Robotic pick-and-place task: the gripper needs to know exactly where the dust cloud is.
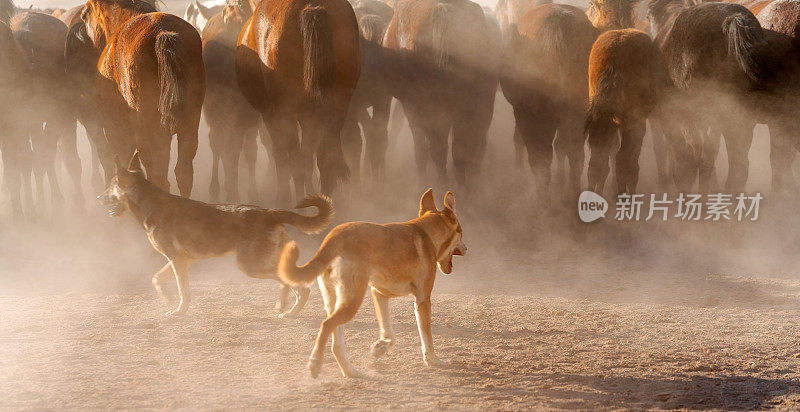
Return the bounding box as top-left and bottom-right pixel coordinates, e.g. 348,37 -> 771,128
2,0 -> 800,410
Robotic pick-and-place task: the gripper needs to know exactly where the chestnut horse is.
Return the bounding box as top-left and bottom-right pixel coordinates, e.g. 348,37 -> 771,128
585,29 -> 670,194
500,3 -> 596,200
202,0 -> 261,203
80,0 -> 204,197
340,0 -> 394,189
11,12 -> 84,209
0,19 -> 34,219
384,0 -> 500,190
236,0 -> 360,205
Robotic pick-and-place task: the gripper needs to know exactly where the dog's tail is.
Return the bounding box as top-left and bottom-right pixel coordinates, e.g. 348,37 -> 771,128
278,240 -> 336,285
271,195 -> 333,234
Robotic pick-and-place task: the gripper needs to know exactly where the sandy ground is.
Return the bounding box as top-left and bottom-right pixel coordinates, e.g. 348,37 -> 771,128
3,279 -> 800,410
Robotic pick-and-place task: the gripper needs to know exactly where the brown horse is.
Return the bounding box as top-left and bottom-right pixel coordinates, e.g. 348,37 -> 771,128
585,29 -> 669,194
236,0 -> 360,205
202,0 -> 261,203
340,0 -> 394,189
0,19 -> 34,219
384,0 -> 500,190
500,3 -> 596,200
80,0 -> 204,197
11,12 -> 85,209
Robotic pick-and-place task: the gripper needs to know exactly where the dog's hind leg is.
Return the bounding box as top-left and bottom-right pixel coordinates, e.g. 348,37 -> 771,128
278,285 -> 310,319
370,287 -> 395,358
309,269 -> 367,378
275,283 -> 291,314
151,262 -> 174,304
166,258 -> 191,316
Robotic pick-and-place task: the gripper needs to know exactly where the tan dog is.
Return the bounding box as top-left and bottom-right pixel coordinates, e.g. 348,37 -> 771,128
279,189 -> 466,378
98,153 -> 333,317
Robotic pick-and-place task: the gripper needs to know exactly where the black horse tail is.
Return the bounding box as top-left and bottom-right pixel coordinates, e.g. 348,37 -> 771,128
723,13 -> 766,86
584,66 -> 618,138
301,5 -> 335,103
155,32 -> 188,133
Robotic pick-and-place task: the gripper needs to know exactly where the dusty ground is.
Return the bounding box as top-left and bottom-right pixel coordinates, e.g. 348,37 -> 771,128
3,279 -> 800,410
2,209 -> 800,410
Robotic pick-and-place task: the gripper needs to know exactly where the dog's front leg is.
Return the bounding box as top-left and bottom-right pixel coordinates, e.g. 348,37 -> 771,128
370,287 -> 395,358
151,263 -> 174,304
414,294 -> 445,367
165,258 -> 191,316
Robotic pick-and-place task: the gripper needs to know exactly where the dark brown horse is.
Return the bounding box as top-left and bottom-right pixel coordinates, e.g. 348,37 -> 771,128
0,19 -> 34,219
80,0 -> 205,197
236,0 -> 361,205
585,29 -> 669,194
384,0 -> 500,190
651,0 -> 790,192
202,0 -> 261,203
340,0 -> 394,189
11,12 -> 84,209
757,0 -> 800,197
500,3 -> 596,200
61,4 -> 114,192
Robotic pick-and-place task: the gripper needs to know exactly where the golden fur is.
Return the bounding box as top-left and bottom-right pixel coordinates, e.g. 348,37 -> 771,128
278,189 -> 466,378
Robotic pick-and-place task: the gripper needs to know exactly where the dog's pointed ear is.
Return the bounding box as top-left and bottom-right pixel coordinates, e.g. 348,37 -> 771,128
419,188 -> 436,217
443,191 -> 456,214
127,150 -> 143,174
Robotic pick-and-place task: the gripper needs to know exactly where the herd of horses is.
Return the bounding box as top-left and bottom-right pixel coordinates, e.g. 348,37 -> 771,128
1,0 -> 799,219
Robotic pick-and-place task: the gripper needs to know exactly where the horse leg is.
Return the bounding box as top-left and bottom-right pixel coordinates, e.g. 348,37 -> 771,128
616,119 -> 646,194
422,114 -> 450,187
316,119 -> 351,197
0,139 -> 24,220
242,126 -> 259,203
365,96 -> 391,187
721,121 -> 754,193
263,112 -> 300,208
452,99 -> 491,190
175,125 -> 199,197
404,105 -> 430,186
33,122 -> 63,208
57,118 -> 84,208
768,122 -> 797,201
208,127 -> 221,203
387,99 -> 406,144
518,112 -> 556,201
587,118 -> 615,194
138,128 -> 171,193
559,111 -> 587,196
341,114 -> 362,192
648,118 -> 671,191
221,130 -> 244,203
698,125 -> 721,193
513,125 -> 526,170
653,108 -> 695,192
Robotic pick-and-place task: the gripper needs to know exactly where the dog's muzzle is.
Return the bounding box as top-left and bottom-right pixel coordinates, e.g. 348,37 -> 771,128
453,242 -> 467,256
97,194 -> 126,217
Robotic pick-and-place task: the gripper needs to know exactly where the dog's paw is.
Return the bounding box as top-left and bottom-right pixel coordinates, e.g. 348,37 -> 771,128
370,339 -> 393,358
423,354 -> 448,367
165,307 -> 186,317
308,357 -> 322,378
343,368 -> 366,379
277,309 -> 300,319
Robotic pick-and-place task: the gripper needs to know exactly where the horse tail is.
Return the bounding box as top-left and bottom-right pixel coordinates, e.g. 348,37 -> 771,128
359,14 -> 386,44
584,66 -> 618,138
278,239 -> 337,286
723,13 -> 766,86
269,194 -> 334,234
300,5 -> 335,103
155,32 -> 188,134
430,2 -> 453,71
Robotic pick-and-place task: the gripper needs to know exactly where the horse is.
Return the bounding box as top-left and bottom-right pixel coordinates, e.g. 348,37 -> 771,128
650,0 -> 798,193
184,0 -> 225,33
384,0 -> 500,190
236,0 -> 361,205
1,0 -> 13,23
585,29 -> 670,194
0,19 -> 34,219
61,5 -> 114,192
500,3 -> 596,201
80,0 -> 205,197
11,12 -> 85,209
340,0 -> 394,189
202,0 -> 261,203
757,0 -> 800,198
